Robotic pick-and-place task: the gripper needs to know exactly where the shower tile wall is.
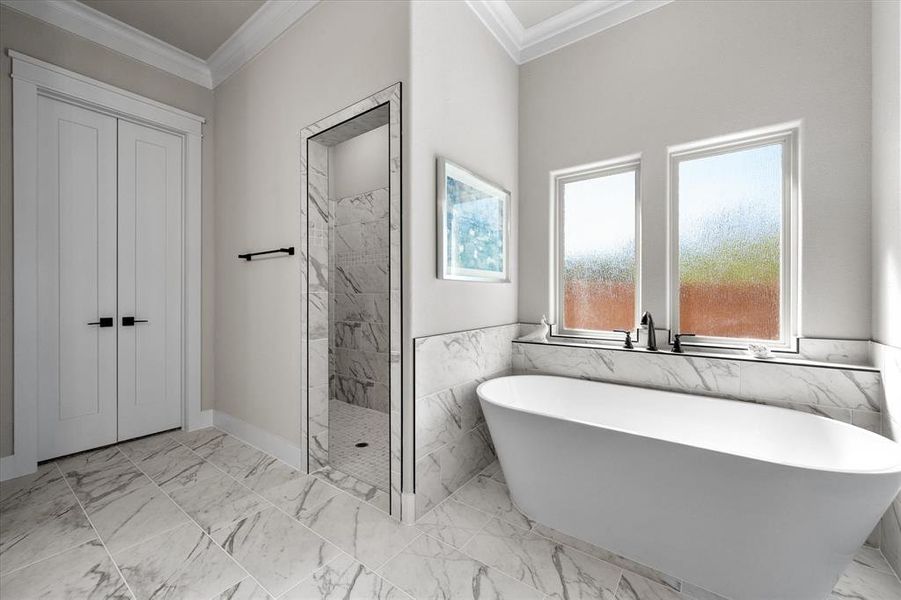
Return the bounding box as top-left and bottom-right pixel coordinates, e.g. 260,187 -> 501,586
414,324 -> 523,519
329,188 -> 391,414
306,141 -> 330,471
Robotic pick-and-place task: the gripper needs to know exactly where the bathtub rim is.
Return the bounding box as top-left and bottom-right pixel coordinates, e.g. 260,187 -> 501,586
477,374 -> 901,476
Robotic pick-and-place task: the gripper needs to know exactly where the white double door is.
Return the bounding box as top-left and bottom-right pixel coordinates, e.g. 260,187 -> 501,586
36,96 -> 183,460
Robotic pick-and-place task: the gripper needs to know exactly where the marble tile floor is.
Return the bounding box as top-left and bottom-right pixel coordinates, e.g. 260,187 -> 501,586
328,399 -> 389,494
0,427 -> 898,600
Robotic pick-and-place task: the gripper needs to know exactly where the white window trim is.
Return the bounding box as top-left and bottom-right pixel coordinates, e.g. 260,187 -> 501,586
667,124 -> 800,351
4,51 -> 207,482
550,156 -> 642,341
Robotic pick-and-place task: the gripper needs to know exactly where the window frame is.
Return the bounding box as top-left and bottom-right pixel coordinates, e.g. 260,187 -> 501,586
667,125 -> 799,351
551,156 -> 642,341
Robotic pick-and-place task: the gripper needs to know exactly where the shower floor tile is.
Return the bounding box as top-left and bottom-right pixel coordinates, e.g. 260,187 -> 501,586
328,400 -> 389,493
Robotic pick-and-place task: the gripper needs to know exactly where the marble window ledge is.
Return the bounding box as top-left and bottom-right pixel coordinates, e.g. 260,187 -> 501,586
515,337 -> 879,373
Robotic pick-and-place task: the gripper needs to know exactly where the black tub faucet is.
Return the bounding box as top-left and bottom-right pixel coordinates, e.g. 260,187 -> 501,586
640,312 -> 657,351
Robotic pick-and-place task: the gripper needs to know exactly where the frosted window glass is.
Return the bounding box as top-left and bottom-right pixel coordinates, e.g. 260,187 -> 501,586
678,143 -> 782,340
562,170 -> 637,332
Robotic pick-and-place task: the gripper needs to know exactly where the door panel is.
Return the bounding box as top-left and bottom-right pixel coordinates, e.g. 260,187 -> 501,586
37,97 -> 118,460
117,121 -> 183,441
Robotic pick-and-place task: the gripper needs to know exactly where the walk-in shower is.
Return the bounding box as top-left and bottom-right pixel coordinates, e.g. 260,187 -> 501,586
300,85 -> 401,516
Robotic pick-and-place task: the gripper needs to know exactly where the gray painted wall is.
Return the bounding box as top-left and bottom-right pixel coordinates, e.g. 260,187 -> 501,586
517,0 -> 872,340
872,0 -> 901,349
329,125 -> 389,201
408,0 -> 519,339
213,0 -> 409,446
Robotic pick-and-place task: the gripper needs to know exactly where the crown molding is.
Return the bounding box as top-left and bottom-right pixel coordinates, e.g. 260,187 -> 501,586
0,0 -> 321,90
208,0 -> 319,88
1,0 -> 212,88
465,0 -> 522,62
467,0 -> 674,64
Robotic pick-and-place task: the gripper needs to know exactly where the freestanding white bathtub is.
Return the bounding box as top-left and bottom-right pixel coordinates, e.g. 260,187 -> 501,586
478,375 -> 901,600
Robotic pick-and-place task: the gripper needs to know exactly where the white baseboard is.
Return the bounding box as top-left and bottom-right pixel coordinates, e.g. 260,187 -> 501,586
189,408 -> 214,430
212,409 -> 304,471
0,453 -> 36,482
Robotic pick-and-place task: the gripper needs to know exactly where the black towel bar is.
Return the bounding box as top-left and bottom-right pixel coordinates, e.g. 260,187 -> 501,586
238,247 -> 295,261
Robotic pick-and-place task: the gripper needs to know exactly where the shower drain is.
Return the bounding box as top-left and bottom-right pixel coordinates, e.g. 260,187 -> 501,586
355,442 -> 369,448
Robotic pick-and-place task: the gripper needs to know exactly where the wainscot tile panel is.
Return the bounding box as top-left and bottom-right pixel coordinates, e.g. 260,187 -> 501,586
876,342 -> 901,577
738,362 -> 881,411
513,342 -> 741,399
415,324 -> 523,398
513,340 -> 883,430
414,324 -> 522,518
797,338 -> 871,365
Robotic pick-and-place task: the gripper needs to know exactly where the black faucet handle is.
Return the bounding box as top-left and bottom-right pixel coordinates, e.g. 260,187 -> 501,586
672,332 -> 696,353
614,329 -> 634,349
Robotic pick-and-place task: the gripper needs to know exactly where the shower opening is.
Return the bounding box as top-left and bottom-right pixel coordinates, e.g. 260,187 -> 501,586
302,89 -> 401,516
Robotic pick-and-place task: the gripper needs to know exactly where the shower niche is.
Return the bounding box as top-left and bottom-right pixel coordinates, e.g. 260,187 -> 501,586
300,85 -> 401,516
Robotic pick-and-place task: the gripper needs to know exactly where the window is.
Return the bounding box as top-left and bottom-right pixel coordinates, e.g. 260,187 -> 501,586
670,128 -> 797,348
554,159 -> 640,337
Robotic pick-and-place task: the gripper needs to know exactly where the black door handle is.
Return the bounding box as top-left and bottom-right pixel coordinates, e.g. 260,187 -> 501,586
87,317 -> 114,327
122,317 -> 149,326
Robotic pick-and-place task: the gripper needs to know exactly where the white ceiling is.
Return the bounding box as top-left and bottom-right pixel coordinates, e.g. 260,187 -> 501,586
78,0 -> 265,60
505,0 -> 583,29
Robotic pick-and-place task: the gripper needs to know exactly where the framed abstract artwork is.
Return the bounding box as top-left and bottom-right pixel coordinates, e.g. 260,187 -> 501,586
437,157 -> 511,282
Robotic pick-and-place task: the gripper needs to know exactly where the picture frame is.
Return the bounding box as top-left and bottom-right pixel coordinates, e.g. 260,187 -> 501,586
436,157 -> 511,282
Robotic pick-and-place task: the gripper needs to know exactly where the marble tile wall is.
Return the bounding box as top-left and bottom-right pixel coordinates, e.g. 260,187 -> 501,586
875,342 -> 901,578
329,188 -> 391,414
414,324 -> 523,519
797,338 -> 871,365
306,141 -> 331,472
512,340 -> 884,432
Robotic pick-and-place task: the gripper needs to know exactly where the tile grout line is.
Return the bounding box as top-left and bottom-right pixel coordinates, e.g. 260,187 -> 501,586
854,547 -> 901,585
184,433 -> 655,600
200,425 -> 387,514
456,466 -> 739,599
174,428 -> 416,594
413,469 -> 588,598
415,455 -> 499,521
264,484 -> 412,577
177,428 -> 703,599
116,442 -> 271,600
0,470 -> 108,578
350,532 -> 423,600
188,430 -> 427,586
274,551 -> 348,600
415,529 -> 550,598
51,460 -> 141,600
453,513 -> 628,599
446,473 -> 637,597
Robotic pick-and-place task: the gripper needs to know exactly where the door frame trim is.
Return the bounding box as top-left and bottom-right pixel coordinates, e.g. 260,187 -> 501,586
4,50 -> 205,480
